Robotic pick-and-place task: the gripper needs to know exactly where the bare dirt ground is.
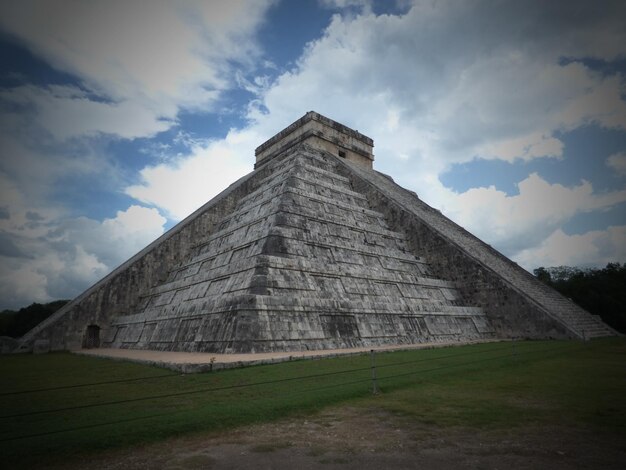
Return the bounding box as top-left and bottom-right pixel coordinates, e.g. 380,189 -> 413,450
76,340 -> 495,372
55,405 -> 625,470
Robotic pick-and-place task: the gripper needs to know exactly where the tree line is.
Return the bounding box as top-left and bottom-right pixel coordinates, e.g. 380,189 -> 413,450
534,262 -> 625,333
0,300 -> 69,338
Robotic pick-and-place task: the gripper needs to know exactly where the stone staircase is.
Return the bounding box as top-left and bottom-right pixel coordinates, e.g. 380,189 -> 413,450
339,157 -> 616,339
105,146 -> 496,352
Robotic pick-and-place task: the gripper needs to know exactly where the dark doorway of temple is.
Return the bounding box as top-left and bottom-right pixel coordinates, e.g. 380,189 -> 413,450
84,325 -> 100,348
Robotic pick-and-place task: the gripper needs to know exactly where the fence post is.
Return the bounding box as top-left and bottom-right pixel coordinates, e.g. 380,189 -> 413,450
370,349 -> 379,394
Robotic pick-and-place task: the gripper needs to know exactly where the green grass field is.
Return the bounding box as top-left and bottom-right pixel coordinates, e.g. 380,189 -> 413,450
1,338 -> 625,468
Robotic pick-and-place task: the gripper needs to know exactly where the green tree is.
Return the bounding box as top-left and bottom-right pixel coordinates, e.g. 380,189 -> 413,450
534,263 -> 625,333
0,300 -> 69,338
533,267 -> 552,284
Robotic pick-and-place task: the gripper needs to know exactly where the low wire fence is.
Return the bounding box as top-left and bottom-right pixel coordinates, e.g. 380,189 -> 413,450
0,340 -> 584,443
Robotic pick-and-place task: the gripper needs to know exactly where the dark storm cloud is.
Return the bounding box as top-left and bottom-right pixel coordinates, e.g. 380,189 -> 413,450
0,232 -> 31,258
25,211 -> 44,221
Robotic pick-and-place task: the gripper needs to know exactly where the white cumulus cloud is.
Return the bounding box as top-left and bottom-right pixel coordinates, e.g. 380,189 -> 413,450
515,226 -> 626,270
0,0 -> 274,140
2,0 -> 626,309
0,204 -> 166,309
180,0 -> 626,270
126,130 -> 257,220
441,173 -> 626,256
607,152 -> 626,176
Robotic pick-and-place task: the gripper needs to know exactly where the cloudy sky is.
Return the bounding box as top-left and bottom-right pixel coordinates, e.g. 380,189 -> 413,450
0,0 -> 625,309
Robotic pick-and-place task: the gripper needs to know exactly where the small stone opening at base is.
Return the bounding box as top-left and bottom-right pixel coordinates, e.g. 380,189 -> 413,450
84,324 -> 101,349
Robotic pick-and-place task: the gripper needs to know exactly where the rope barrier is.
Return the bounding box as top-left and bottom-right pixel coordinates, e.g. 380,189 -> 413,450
0,341 -> 583,442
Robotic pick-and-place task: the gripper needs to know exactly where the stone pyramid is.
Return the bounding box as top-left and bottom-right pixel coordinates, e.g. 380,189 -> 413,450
104,147 -> 493,352
15,112 -> 615,354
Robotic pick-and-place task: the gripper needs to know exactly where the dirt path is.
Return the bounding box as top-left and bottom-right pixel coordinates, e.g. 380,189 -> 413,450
75,340 -> 501,372
54,405 -> 624,469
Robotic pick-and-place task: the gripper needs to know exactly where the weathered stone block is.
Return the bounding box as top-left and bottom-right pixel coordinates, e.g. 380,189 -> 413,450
33,339 -> 50,354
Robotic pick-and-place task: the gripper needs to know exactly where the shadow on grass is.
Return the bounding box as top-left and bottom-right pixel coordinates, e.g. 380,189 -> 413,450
1,338 -> 624,468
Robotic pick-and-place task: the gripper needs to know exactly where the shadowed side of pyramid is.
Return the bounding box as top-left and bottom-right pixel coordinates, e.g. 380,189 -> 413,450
334,157 -> 617,340
106,146 -> 495,353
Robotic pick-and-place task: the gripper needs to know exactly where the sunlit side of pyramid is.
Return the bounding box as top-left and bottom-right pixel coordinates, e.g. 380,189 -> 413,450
15,112 -> 615,354
104,147 -> 493,352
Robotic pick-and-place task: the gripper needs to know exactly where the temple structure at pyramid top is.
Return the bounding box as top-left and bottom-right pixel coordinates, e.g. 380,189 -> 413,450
12,112 -> 616,355
255,111 -> 375,169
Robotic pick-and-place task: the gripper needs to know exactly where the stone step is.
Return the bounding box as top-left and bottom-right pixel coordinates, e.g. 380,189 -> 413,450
340,157 -> 615,340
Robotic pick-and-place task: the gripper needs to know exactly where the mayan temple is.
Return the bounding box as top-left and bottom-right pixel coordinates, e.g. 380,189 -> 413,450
15,112 -> 615,354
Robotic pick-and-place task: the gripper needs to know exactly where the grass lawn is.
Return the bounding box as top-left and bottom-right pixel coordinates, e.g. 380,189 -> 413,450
1,338 -> 624,468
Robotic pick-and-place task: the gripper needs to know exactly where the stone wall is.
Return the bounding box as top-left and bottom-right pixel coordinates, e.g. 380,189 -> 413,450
104,146 -> 495,353
14,166 -> 279,352
255,111 -> 374,169
336,157 -> 612,339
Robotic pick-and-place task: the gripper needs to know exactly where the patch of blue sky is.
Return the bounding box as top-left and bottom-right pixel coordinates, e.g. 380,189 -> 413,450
51,171 -> 139,221
559,56 -> 626,80
0,33 -> 112,104
258,0 -> 334,71
109,94 -> 251,171
105,138 -> 156,172
118,105 -> 246,168
257,0 -> 411,75
369,0 -> 413,16
32,135 -> 153,220
180,91 -> 252,135
546,126 -> 626,191
562,202 -> 626,236
440,124 -> 626,196
162,219 -> 177,231
439,159 -> 527,195
0,33 -> 76,88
